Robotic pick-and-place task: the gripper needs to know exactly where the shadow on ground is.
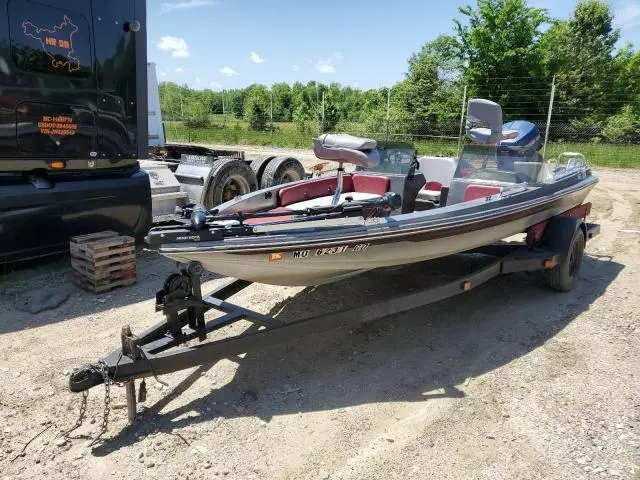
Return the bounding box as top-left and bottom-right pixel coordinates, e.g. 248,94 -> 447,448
91,252 -> 623,455
0,249 -> 220,335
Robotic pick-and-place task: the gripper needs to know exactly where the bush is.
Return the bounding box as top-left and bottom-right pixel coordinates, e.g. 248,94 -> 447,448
184,117 -> 210,129
603,106 -> 640,143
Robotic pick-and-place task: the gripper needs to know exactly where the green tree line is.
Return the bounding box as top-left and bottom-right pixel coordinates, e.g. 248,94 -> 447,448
159,0 -> 640,143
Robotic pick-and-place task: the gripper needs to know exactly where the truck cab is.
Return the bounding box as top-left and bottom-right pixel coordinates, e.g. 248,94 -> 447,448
0,0 -> 151,261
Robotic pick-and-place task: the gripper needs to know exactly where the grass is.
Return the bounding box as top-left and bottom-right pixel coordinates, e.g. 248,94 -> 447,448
164,120 -> 640,169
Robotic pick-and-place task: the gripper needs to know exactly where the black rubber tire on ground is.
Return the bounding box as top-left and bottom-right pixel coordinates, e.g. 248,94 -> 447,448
249,155 -> 276,186
544,228 -> 585,292
260,156 -> 306,189
204,158 -> 258,209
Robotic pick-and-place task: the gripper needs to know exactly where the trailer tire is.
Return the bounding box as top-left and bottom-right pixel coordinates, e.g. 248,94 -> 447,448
204,159 -> 258,209
544,228 -> 585,292
260,156 -> 305,189
250,155 -> 276,185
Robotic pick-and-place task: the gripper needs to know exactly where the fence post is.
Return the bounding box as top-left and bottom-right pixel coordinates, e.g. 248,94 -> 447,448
543,76 -> 556,159
321,92 -> 325,133
456,85 -> 468,158
269,89 -> 274,133
386,87 -> 391,142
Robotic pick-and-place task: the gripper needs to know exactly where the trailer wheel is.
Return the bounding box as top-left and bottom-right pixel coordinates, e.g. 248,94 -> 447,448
544,228 -> 585,292
204,159 -> 258,209
260,156 -> 305,189
250,155 -> 276,185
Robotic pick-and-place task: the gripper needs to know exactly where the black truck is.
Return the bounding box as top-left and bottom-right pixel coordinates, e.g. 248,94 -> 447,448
0,0 -> 152,262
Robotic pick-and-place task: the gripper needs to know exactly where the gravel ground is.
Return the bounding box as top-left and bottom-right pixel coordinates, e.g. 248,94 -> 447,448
0,166 -> 638,480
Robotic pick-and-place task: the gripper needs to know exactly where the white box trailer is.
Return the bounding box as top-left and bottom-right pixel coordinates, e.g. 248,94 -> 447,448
143,63 -> 305,222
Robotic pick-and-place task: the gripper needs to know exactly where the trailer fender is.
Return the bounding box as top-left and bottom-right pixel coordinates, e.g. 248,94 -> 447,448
540,216 -> 587,292
539,216 -> 586,262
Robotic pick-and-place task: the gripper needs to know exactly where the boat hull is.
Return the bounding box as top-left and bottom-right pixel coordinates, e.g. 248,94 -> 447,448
162,180 -> 595,286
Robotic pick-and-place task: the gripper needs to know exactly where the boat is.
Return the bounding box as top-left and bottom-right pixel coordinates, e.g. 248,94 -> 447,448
146,99 -> 598,286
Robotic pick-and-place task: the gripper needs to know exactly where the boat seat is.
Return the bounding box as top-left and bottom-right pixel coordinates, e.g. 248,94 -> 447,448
463,184 -> 503,202
352,174 -> 390,196
312,134 -> 380,169
447,178 -> 506,205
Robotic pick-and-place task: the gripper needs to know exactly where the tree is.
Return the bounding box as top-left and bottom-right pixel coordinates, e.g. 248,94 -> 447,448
455,0 -> 548,109
243,85 -> 270,130
540,0 -> 620,120
227,89 -> 247,118
271,83 -> 293,121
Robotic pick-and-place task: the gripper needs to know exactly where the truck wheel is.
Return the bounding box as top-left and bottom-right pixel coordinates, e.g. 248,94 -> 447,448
204,159 -> 258,209
544,228 -> 585,292
250,155 -> 276,185
260,156 -> 305,189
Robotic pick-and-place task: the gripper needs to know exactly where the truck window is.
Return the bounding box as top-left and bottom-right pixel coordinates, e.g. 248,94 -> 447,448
9,0 -> 92,77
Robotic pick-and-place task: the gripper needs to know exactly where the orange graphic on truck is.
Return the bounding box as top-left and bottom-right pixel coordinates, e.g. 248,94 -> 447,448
22,15 -> 80,72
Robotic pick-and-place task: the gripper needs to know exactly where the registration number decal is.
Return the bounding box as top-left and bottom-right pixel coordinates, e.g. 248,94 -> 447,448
292,243 -> 370,259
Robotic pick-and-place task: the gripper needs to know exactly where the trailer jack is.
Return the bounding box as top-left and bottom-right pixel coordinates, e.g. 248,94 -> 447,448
68,222 -> 599,431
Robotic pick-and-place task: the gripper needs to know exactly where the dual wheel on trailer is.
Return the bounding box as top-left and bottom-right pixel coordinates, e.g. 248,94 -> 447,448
203,155 -> 305,209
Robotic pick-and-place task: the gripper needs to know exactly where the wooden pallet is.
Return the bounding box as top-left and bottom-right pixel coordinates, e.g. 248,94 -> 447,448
70,231 -> 137,293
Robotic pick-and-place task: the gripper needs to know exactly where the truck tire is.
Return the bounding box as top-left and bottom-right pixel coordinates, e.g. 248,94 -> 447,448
250,155 -> 276,185
260,156 -> 305,189
544,228 -> 585,292
204,159 -> 258,209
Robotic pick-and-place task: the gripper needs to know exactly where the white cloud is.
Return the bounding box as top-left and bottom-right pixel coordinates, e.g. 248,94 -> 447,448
292,64 -> 300,72
315,59 -> 335,74
209,81 -> 223,89
615,2 -> 640,28
157,36 -> 190,58
160,71 -> 168,77
250,51 -> 265,64
195,77 -> 201,83
161,0 -> 216,13
220,66 -> 237,77
332,51 -> 344,60
174,67 -> 184,73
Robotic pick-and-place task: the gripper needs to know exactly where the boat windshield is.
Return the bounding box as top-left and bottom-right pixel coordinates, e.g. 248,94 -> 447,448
358,142 -> 417,174
454,144 -> 544,184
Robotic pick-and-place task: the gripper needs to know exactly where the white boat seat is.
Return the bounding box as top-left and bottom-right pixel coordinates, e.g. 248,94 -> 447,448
313,133 -> 380,169
319,134 -> 376,151
286,192 -> 381,210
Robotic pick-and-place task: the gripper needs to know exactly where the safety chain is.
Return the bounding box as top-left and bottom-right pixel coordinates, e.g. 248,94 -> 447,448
88,361 -> 111,446
60,361 -> 112,446
59,390 -> 88,438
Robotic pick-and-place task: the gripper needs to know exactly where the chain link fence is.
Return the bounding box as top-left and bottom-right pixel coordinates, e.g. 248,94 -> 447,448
161,78 -> 639,168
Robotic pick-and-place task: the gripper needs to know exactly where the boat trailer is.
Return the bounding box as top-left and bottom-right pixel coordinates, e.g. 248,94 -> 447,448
67,208 -> 599,438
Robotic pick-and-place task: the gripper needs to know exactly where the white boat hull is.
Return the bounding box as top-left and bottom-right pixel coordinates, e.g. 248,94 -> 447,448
163,183 -> 594,286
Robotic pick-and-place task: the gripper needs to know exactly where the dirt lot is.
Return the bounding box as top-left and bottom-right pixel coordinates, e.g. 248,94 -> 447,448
0,167 -> 638,480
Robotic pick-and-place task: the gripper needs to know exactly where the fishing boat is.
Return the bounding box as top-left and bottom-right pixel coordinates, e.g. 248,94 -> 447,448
146,99 -> 597,286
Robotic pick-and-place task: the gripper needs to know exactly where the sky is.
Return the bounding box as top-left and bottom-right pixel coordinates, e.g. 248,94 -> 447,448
147,0 -> 640,91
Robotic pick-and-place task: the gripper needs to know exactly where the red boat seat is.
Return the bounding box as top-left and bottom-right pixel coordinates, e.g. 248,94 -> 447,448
424,181 -> 442,192
352,174 -> 390,196
463,184 -> 502,202
279,176 -> 355,207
